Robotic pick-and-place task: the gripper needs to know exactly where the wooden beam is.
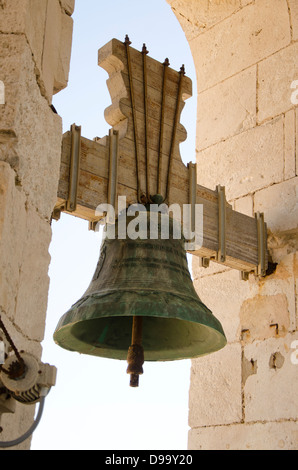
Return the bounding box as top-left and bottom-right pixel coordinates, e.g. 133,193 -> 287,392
53,38 -> 267,275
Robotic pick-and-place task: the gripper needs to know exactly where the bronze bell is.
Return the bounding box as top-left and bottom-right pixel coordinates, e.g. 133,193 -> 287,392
53,209 -> 226,386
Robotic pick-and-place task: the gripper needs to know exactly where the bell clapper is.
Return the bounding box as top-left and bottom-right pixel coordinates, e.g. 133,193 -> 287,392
126,316 -> 144,388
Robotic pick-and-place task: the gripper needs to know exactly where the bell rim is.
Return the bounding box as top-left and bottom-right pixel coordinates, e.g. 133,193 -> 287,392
54,287 -> 224,333
53,316 -> 227,362
53,289 -> 227,361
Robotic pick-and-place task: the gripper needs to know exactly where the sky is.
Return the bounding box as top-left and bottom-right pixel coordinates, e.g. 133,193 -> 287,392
31,0 -> 198,451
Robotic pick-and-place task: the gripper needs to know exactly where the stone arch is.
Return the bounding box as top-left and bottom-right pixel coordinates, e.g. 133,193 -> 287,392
167,0 -> 298,451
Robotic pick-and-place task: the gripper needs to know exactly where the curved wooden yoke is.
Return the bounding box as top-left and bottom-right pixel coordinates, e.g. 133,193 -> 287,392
97,36 -> 192,206
53,37 -> 268,278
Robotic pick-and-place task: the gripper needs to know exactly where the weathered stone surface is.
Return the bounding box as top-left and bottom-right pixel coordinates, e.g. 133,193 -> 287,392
0,0 -> 74,102
0,162 -> 52,340
168,0 -> 298,452
0,0 -> 74,450
190,0 -> 291,92
258,42 -> 298,123
189,343 -> 242,428
284,110 -> 296,180
245,253 -> 297,333
254,177 -> 298,234
14,208 -> 52,341
60,0 -> 75,15
196,117 -> 284,200
233,194 -> 254,217
42,0 -> 62,99
288,0 -> 298,41
194,269 -> 257,342
0,162 -> 26,318
0,0 -> 29,33
244,333 -> 298,422
240,294 -> 290,343
54,12 -> 74,92
296,108 -> 298,177
0,35 -> 63,219
188,420 -> 298,450
167,0 -> 242,41
197,66 -> 256,150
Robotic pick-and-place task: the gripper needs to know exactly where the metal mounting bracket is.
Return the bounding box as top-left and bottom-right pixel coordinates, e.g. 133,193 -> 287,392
108,129 -> 119,213
66,124 -> 81,213
187,162 -> 197,245
217,185 -> 226,263
255,211 -> 267,277
199,257 -> 210,268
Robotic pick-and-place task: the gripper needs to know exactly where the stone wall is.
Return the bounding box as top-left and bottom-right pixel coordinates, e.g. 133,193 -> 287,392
0,0 -> 74,449
167,0 -> 298,450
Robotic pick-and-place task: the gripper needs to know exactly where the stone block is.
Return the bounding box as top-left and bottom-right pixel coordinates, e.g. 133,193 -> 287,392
196,117 -> 284,200
41,0 -> 62,101
60,0 -> 75,15
189,343 -> 242,428
288,0 -> 298,41
188,420 -> 298,450
0,0 -> 74,102
254,177 -> 298,234
240,294 -> 290,343
296,108 -> 298,176
246,253 -> 297,333
0,35 -> 63,219
14,208 -> 52,341
54,13 -> 74,93
233,194 -> 254,217
197,66 -> 256,150
191,0 -> 291,92
258,42 -> 298,123
0,163 -> 52,341
0,34 -> 25,134
194,269 -> 258,343
25,0 -> 48,73
284,110 -> 296,180
243,333 -> 298,422
0,0 -> 28,33
0,0 -> 48,75
167,0 -> 242,41
0,162 -> 26,318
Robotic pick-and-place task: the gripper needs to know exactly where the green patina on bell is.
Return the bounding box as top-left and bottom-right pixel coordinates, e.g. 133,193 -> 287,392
53,209 -> 226,365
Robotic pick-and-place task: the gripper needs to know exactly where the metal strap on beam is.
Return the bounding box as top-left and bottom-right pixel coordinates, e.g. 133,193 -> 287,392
89,129 -> 119,232
66,124 -> 81,212
255,211 -> 267,277
188,162 -> 197,237
217,185 -> 226,263
108,129 -> 119,211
